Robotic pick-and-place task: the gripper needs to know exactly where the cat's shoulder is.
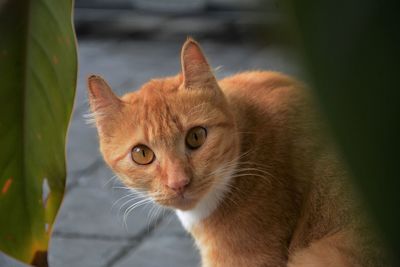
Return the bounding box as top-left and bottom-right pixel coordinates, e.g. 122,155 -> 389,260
218,71 -> 302,95
218,71 -> 306,109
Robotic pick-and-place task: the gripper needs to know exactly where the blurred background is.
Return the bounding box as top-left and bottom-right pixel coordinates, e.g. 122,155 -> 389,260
1,0 -> 301,266
74,0 -> 282,41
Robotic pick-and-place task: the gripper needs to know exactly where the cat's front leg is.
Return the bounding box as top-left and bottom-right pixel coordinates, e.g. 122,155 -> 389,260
287,232 -> 354,267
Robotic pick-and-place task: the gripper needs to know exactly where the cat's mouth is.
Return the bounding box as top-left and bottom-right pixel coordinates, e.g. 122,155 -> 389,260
155,192 -> 199,211
151,179 -> 213,210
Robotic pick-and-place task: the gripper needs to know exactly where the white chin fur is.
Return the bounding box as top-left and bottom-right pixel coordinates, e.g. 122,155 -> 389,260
176,166 -> 235,231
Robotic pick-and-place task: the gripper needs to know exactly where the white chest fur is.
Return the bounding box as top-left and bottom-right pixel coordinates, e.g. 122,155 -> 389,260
176,168 -> 234,231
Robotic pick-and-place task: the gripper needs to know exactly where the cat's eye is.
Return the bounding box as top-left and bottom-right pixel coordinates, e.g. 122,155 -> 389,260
131,145 -> 155,165
186,126 -> 207,149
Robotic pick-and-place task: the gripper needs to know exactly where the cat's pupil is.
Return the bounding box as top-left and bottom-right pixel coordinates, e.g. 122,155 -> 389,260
185,126 -> 206,149
131,144 -> 154,165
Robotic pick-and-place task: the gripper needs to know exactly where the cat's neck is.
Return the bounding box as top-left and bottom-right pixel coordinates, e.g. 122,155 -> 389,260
176,161 -> 238,231
183,158 -> 303,266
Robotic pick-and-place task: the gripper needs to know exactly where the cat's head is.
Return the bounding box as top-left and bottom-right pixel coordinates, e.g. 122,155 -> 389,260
87,39 -> 239,210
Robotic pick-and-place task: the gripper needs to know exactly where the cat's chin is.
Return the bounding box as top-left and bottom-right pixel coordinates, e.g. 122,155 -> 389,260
157,195 -> 199,211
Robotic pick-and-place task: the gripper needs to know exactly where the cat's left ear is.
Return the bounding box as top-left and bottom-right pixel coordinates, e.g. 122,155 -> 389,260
181,38 -> 218,90
87,75 -> 121,113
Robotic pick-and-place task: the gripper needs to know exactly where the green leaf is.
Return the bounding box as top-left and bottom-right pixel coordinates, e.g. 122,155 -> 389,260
0,0 -> 77,264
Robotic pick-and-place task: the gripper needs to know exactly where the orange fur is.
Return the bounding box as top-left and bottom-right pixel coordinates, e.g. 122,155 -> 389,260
87,39 -> 388,266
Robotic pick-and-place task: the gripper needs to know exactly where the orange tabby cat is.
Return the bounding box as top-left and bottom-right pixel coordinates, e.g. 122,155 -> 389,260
87,39 -> 388,267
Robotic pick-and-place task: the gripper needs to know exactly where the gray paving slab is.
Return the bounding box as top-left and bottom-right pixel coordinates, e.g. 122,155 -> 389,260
66,114 -> 100,176
53,175 -> 157,237
66,153 -> 111,190
0,253 -> 28,267
49,237 -> 127,267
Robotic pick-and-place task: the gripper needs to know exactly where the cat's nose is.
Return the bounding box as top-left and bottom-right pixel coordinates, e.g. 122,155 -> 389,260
167,178 -> 190,194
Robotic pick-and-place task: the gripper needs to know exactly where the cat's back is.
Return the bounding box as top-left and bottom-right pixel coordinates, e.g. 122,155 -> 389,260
218,71 -> 310,137
219,70 -> 296,89
218,71 -> 306,115
219,72 -> 387,267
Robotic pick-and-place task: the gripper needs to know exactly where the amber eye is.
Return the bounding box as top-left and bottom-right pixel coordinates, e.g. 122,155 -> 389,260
131,145 -> 155,165
186,126 -> 207,149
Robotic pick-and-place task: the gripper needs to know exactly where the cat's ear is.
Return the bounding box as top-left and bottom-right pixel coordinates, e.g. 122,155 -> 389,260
181,38 -> 217,89
87,75 -> 121,114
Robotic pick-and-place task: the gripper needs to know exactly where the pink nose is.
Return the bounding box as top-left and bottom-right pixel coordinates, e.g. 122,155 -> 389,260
167,178 -> 190,193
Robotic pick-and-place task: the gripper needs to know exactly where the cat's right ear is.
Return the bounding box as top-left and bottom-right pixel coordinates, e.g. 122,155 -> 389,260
87,75 -> 121,114
181,38 -> 218,90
